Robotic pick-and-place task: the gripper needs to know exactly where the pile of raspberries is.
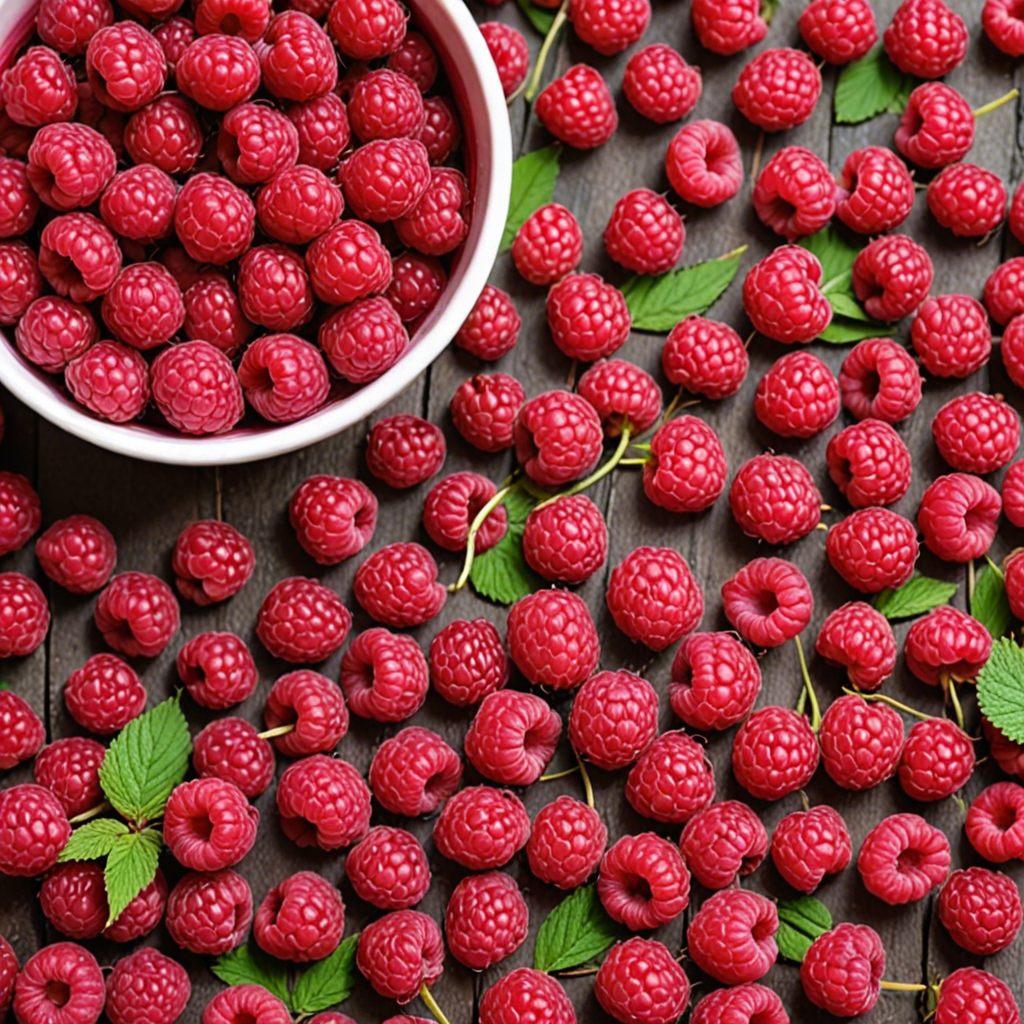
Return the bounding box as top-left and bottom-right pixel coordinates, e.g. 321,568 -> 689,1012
0,0 -> 471,434
4,0 -> 1024,1022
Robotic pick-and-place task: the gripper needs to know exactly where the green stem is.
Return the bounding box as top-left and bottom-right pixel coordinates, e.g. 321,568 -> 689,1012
717,243 -> 749,262
845,689 -> 933,722
449,480 -> 520,592
419,984 -> 451,1024
535,427 -> 632,511
524,0 -> 570,102
68,801 -> 111,825
879,982 -> 928,993
794,634 -> 822,732
946,676 -> 965,732
619,458 -> 649,466
258,724 -> 296,740
986,554 -> 1005,578
974,88 -> 1019,117
661,387 -> 685,424
576,750 -> 595,809
539,766 -> 580,781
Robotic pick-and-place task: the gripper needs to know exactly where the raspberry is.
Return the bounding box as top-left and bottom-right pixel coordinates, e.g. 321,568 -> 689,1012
124,95 -> 203,176
101,262 -> 184,351
986,717 -> 1024,778
0,156 -> 38,237
172,520 -> 255,605
522,495 -> 606,585
422,472 -> 506,552
256,577 -> 351,663
183,273 -> 253,356
569,670 -> 658,771
353,543 -> 445,627
193,717 -> 274,797
934,392 -> 1020,474
0,240 -> 41,324
105,948 -> 190,1024
1,46 -> 78,127
39,212 -> 121,304
0,937 -> 16,1019
626,729 -> 715,824
679,800 -> 768,890
95,571 -> 181,661
12,943 -> 105,1024
733,706 -> 820,800
286,92 -> 350,171
163,777 -> 259,871
691,0 -> 766,54
799,0 -> 878,62
858,812 -> 950,903
598,832 -> 690,931
754,351 -> 839,439
515,390 -> 603,487
480,22 -> 528,97
603,188 -> 685,275
571,0 -> 650,54
417,96 -> 461,163
816,601 -> 896,691
340,627 -> 426,723
895,81 -> 974,169
289,475 -> 376,565
905,603 -> 993,685
546,272 -> 632,362
339,138 -> 430,222
40,862 -> 108,939
985,0 -> 1024,54
918,472 -> 1001,563
319,296 -> 409,385
258,11 -> 336,102
596,937 -> 689,1024
277,753 -> 371,850
939,866 -> 1022,955
819,693 -> 904,791
27,122 -> 116,212
581,362 -> 661,439
771,805 -> 852,893
465,689 -> 561,786
368,725 -> 462,816
623,44 -> 701,123
688,890 -> 778,986
386,251 -> 447,325
527,795 -> 607,890
742,246 -> 832,342
14,296 -> 97,374
253,871 -> 344,963
929,163 -> 1007,238
165,869 -> 252,955
665,119 -> 743,208
174,173 -> 256,265
177,34 -> 261,110
0,691 -> 43,769
836,146 -> 915,234
721,557 -> 812,648
733,48 -> 822,132
884,0 -> 967,78
445,871 -> 529,971
801,924 -> 884,1017
642,413 -> 727,512
433,786 -> 530,870
0,784 -> 69,877
936,968 -> 1022,1024
257,165 -> 342,246
511,204 -> 583,287
535,64 -> 618,149
307,219 -> 392,304
852,234 -> 933,322
202,986 -> 291,1024
196,0 -> 268,39
104,869 -> 168,943
826,507 -> 919,593
387,31 -> 437,92
219,105 -> 299,187
0,472 -> 40,556
151,340 -> 244,435
65,341 -> 150,422
265,668 -> 348,754
693,986 -> 789,1024
662,316 -> 748,399
99,165 -> 176,245
826,419 -> 912,509
34,737 -> 105,818
966,782 -> 1024,861
670,632 -> 761,731
479,968 -> 577,1024
346,826 -> 430,910
0,572 -> 49,659
451,372 -> 525,452
86,23 -> 166,112
752,149 -> 836,240
327,0 -> 406,60
1004,460 -> 1024,525
730,452 -> 822,544
428,619 -> 507,708
507,589 -> 600,689
356,910 -> 443,1005
36,0 -> 113,56
985,257 -> 1024,326
1009,550 -> 1024,621
238,333 -> 330,423
348,68 -> 424,143
839,337 -> 922,423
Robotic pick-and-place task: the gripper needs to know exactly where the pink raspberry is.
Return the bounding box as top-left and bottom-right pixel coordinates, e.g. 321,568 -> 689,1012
514,390 -> 603,487
0,471 -> 40,556
172,520 -> 255,605
801,924 -> 884,1017
936,968 -> 1022,1024
319,296 -> 409,385
852,234 -> 933,321
836,146 -> 915,234
451,372 -> 525,452
569,669 -> 658,771
799,0 -> 878,62
289,475 -> 376,565
578,358 -> 662,436
238,333 -> 330,423
394,166 -> 470,256
733,48 -> 822,132
264,668 -> 348,754
662,315 -> 748,399
641,413 -> 729,512
34,737 -> 106,818
14,296 -> 98,374
1,46 -> 78,127
895,81 -> 975,169
546,272 -> 631,362
0,691 -> 43,770
679,800 -> 768,890
670,631 -> 761,731
151,340 -> 244,435
733,706 -> 820,800
177,35 -> 260,110
898,717 -> 975,802
465,689 -> 560,786
816,601 -> 897,691
826,418 -> 912,508
570,0 -> 650,54
99,164 -> 176,245
195,0 -> 268,39
165,869 -> 253,955
339,137 -> 430,222
63,652 -> 144,735
623,43 -> 701,123
36,0 -> 113,57
535,64 -> 618,149
928,163 -> 1007,237
39,212 -> 121,304
0,784 -> 70,877
598,832 -> 690,931
182,273 -> 253,357
985,256 -> 1024,326
665,119 -> 743,207
722,557 -> 813,647
691,0 -> 766,54
256,577 -> 351,663
286,91 -> 350,170
596,938 -> 690,1024
933,392 -> 1019,474
27,122 -> 115,212
445,871 -> 529,970
754,351 -> 839,439
105,948 -> 190,1024
256,165 -> 342,246
277,753 -> 371,850
346,826 -> 430,910
626,729 -> 715,824
939,866 -> 1022,955
202,985 -> 291,1024
511,203 -> 583,286
177,632 -> 257,710
254,871 -> 344,962
858,812 -> 950,903
422,472 -> 506,552
0,572 -> 49,659
688,890 -> 778,986
826,507 -> 919,593
258,11 -> 336,102
839,337 -> 923,422
368,725 -> 462,816
95,571 -> 180,659
752,148 -> 836,240
884,0 -> 967,78
523,494 -> 607,585
985,0 -> 1024,54
164,777 -> 259,871
434,785 -> 530,870
356,910 -> 442,1005
192,717 -> 275,798
101,262 -> 184,351
820,693 -> 904,790
479,22 -> 528,97
527,795 -> 607,890
174,173 -> 256,265
967,782 -> 1024,862
40,862 -> 112,939
429,618 -> 508,707
691,986 -> 787,1024
386,251 -> 446,324
771,805 -> 852,893
480,968 -> 577,1024
65,341 -> 147,422
340,627 -> 427,723
123,95 -> 203,176
742,245 -> 832,342
12,943 -> 105,1024
604,188 -> 685,275
507,588 -> 599,690
918,472 -> 1001,563
353,542 -> 445,628
729,452 -> 822,544
906,603 -> 993,685
218,104 -> 299,187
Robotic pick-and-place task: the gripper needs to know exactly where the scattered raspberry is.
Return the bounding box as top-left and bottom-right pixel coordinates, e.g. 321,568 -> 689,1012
938,865 -> 1022,955
662,315 -> 748,400
265,668 -> 348,754
514,390 -> 603,487
680,800 -> 768,890
596,938 -> 690,1024
445,871 -> 529,970
454,284 -> 520,359
730,452 -> 822,544
816,601 -> 897,691
733,706 -> 820,800
277,753 -> 371,850
604,188 -> 684,276
14,296 -> 98,374
569,670 -> 658,771
935,968 -> 1022,1024
105,948 -> 190,1024
479,968 -> 577,1024
527,795 -> 607,890
433,786 -> 530,870
193,717 -> 275,798
356,910 -> 443,1005
465,689 -> 561,786
34,736 -> 105,818
340,627 -> 427,723
905,603 -> 993,685
691,0 -> 766,54
0,471 -> 40,556
176,34 -> 261,111
820,693 -> 904,791
511,204 -> 583,287
451,372 -> 525,452
743,245 -> 832,342
0,691 -> 43,770
598,832 -> 690,931
858,812 -> 951,903
94,570 -> 180,661
984,256 -> 1024,326
353,542 -> 445,628
895,81 -> 975,169
918,472 -> 1001,564
175,633 -> 256,711
852,234 -> 933,321
1009,550 -> 1024,621
547,272 -> 631,362
366,414 -> 445,489
771,805 -> 852,893
836,146 -> 915,234
480,21 -> 529,97
256,576 -> 352,663
986,717 -> 1024,779
172,520 -> 255,606
507,588 -> 600,689
41,861 -> 112,940
429,617 -> 508,707
644,415 -> 726,512
0,936 -> 16,1020
753,148 -> 836,241
839,337 -> 923,422
826,507 -> 919,594
580,359 -> 662,437
254,871 -> 344,963
665,119 -> 744,207
826,418 -> 912,508
1,46 -> 78,127
164,777 -> 259,871
754,350 -> 839,439
933,392 -> 1019,474
165,869 -> 252,955
0,572 -> 49,659
0,784 -> 70,877
623,44 -> 701,123
722,557 -> 813,647
1005,318 -> 1024,392
885,0 -> 968,78
524,494 -> 608,584
346,826 -> 430,910
965,781 -> 1024,862
799,0 -> 878,62
535,64 -> 618,149
670,631 -> 761,731
289,475 -> 377,565
368,725 -> 462,816
422,472 -> 506,553
688,890 -> 778,986
733,48 -> 822,132
626,729 -> 715,824
12,943 -> 105,1024
928,162 -> 1007,237
801,923 -> 884,1017
985,0 -> 1024,54
202,985 -> 292,1024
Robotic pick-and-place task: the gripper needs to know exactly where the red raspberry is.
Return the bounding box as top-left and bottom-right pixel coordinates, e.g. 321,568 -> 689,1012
0,46 -> 77,127
95,571 -> 179,659
918,472 -> 1001,563
265,668 -> 348,753
193,717 -> 275,797
99,165 -> 176,245
665,119 -> 744,207
67,341 -> 148,423
1008,461 -> 1024,526
721,557 -> 812,648
936,968 -> 1022,1024
289,475 -> 376,565
356,910 -> 442,1006
307,219 -> 392,304
451,372 -> 525,452
570,0 -> 650,54
752,148 -> 836,240
165,869 -> 252,954
34,737 -> 105,817
511,203 -> 583,287
124,95 -> 203,176
26,123 -> 115,212
195,0 -> 267,39
339,138 -> 430,223
527,795 -> 607,890
445,871 -> 529,971
662,315 -> 748,399
151,340 -> 244,435
422,472 -> 506,552
387,30 -> 437,92
569,670 -> 658,771
256,165 -> 342,246
319,296 -> 408,385
799,0 -> 878,62
0,471 -> 40,555
203,985 -> 291,1024
256,577 -> 351,663
254,871 -> 344,963
514,390 -> 603,487
0,572 -> 49,658
287,92 -> 350,170
277,753 -> 370,850
366,414 -> 445,489
346,826 -> 430,910
826,419 -> 912,509
771,805 -> 852,893
0,784 -> 70,876
164,777 -> 258,871
417,95 -> 461,163
327,0 -> 406,60
733,706 -> 820,800
386,251 -> 446,324
105,949 -> 190,1024
598,832 -> 690,931
105,870 -> 167,942
670,631 -> 761,731
14,296 -> 97,374
691,0 -> 766,54
535,64 -> 618,149
985,257 -> 1024,326
904,604 -> 993,684
479,22 -> 528,97
174,173 -> 256,265
257,11 -> 336,102
729,452 -> 822,544
340,627 -> 427,723
819,693 -> 904,791
218,105 -> 299,187
754,351 -> 839,439
464,689 -> 560,786
885,0 -> 967,78
36,0 -> 113,56
967,782 -> 1024,861
546,272 -> 631,361
101,263 -> 184,351
852,234 -> 933,322
836,146 -> 915,234
176,632 -> 257,710
368,725 -> 462,816
353,542 -> 445,628
733,48 -> 822,132
934,392 -> 1020,474
0,936 -> 16,1019
0,240 -> 41,324
177,34 -> 261,110
623,43 -> 700,123
692,986 -> 788,1024
86,23 -> 166,112
895,81 -> 974,170
858,812 -> 950,903
454,284 -> 520,360
816,601 -> 896,691
688,890 -> 778,986
578,359 -> 661,437
12,943 -> 104,1024
172,520 -> 255,605
347,68 -> 424,142
985,0 -> 1024,54
839,337 -> 922,422
826,507 -> 919,594
429,618 -> 508,707
1009,550 -> 1024,621
480,968 -> 577,1024
626,729 -> 715,824
394,166 -> 470,255
596,937 -> 689,1024
604,189 -> 684,277
434,785 -> 530,870
743,245 -> 832,342
0,691 -> 43,769
987,716 -> 1024,779
680,800 -> 768,890
39,212 -> 121,304
928,163 -> 1007,237
238,333 -> 330,423
939,866 -> 1022,955
40,861 -> 109,939
801,924 -> 884,1017
523,494 -> 607,585
507,588 -> 599,689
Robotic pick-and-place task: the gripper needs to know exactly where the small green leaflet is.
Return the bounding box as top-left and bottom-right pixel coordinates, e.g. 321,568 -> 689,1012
99,695 -> 191,825
835,46 -> 914,124
777,896 -> 833,963
873,575 -> 958,621
104,828 -> 161,925
58,818 -> 129,862
291,934 -> 359,1014
211,942 -> 293,1009
534,884 -> 619,973
504,486 -> 539,526
515,0 -> 555,34
470,488 -> 543,605
818,317 -> 896,344
977,637 -> 1024,745
501,145 -> 560,252
619,251 -> 744,332
972,564 -> 1013,640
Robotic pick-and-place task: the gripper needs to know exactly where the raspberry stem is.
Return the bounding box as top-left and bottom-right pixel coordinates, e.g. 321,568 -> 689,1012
257,723 -> 296,740
940,672 -> 966,731
539,765 -> 580,781
419,983 -> 451,1024
973,88 -> 1019,117
524,0 -> 571,102
794,634 -> 822,731
967,557 -> 976,603
449,479 -> 523,592
986,554 -> 1004,577
68,801 -> 112,825
844,689 -> 933,722
576,749 -> 595,808
619,458 -> 648,466
535,425 -> 633,510
879,981 -> 928,992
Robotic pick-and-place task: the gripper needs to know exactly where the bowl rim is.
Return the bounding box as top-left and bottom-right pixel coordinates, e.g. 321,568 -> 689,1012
0,0 -> 512,466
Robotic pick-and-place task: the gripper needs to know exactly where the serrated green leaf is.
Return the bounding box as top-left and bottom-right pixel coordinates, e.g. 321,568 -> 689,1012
835,45 -> 914,124
103,828 -> 161,926
777,896 -> 833,963
972,565 -> 1013,640
211,942 -> 293,1009
799,226 -> 861,289
470,522 -> 542,605
619,253 -> 743,332
501,145 -> 560,252
504,487 -> 538,527
534,885 -> 619,973
99,695 -> 191,825
515,0 -> 555,34
291,934 -> 359,1014
818,317 -> 896,344
886,74 -> 916,114
978,637 -> 1024,745
873,575 -> 958,621
827,292 -> 874,322
58,818 -> 129,863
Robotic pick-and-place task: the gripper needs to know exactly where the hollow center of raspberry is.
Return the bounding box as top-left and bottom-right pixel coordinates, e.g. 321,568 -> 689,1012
748,587 -> 780,618
860,370 -> 880,400
423,771 -> 451,804
624,873 -> 653,903
830,457 -> 853,490
219,12 -> 242,32
45,253 -> 84,295
993,803 -> 1019,831
761,196 -> 798,231
234,1012 -> 259,1024
103,614 -> 136,650
896,846 -> 922,873
220,131 -> 242,171
522,725 -> 550,763
189,813 -> 214,841
519,428 -> 540,468
752,914 -> 775,942
44,980 -> 70,1007
963,506 -> 991,536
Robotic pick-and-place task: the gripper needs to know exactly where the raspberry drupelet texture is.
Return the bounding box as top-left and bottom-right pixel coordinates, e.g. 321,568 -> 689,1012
721,557 -> 813,648
984,719 -> 1024,778
39,212 -> 121,304
429,617 -> 508,707
535,64 -> 618,150
904,604 -> 993,684
819,693 -> 904,790
771,805 -> 853,893
319,297 -> 410,386
340,627 -> 428,724
202,985 -> 292,1024
165,869 -> 252,955
465,689 -> 561,786
387,252 -> 446,324
0,936 -> 14,1018
523,494 -> 608,584
665,119 -> 744,208
254,871 -> 344,962
480,22 -> 528,97
12,943 -> 105,1024
257,165 -> 343,247
339,137 -> 430,222
434,785 -> 530,871
422,472 -> 507,553
238,334 -> 331,424
172,520 -> 255,606
1,45 -> 78,128
27,121 -> 116,211
985,0 -> 1024,55
353,542 -> 446,628
884,0 -> 968,78
0,471 -> 40,557
733,48 -> 822,132
578,359 -> 662,437
289,476 -> 377,565
36,0 -> 112,56
511,203 -> 583,286
899,717 -> 975,801
691,986 -> 788,1024
569,670 -> 658,771
799,0 -> 878,62
39,861 -> 109,939
346,67 -> 424,142
679,800 -> 769,890
182,273 -> 253,358
64,652 -> 144,734
826,419 -> 912,508
356,910 -> 443,1005
733,706 -> 820,800
306,219 -> 392,305
754,351 -> 839,439
730,453 -> 822,544
816,601 -> 897,691
604,188 -> 685,275
14,296 -> 98,375
0,572 -> 49,658
151,341 -> 244,435
177,632 -> 258,710
0,240 -> 41,324
34,736 -> 105,818
939,866 -> 1022,955
455,284 -> 521,359
237,247 -> 315,332
935,968 -> 1022,1024
623,44 -> 701,123
0,784 -> 70,877
193,717 -> 275,798
933,392 -> 1020,474
692,0 -> 766,54
451,373 -> 525,452
626,729 -> 715,825
913,293 -> 992,378
743,245 -> 832,342
366,414 -> 445,489
256,576 -> 352,663
174,173 -> 256,266
368,725 -> 462,816
445,871 -> 529,971
598,832 -> 690,931
642,415 -> 727,513
917,473 -> 1001,563
163,777 -> 259,871
86,22 -> 166,112
858,812 -> 951,903
346,826 -> 431,910
985,256 -> 1024,325
895,81 -> 975,169
123,95 -> 203,176
265,669 -> 348,755
0,691 -> 44,769
101,263 -> 184,351
826,507 -> 919,593
836,146 -> 915,234
966,782 -> 1024,862
596,937 -> 690,1024
507,588 -> 600,689
662,317 -> 749,399
670,631 -> 761,730
928,162 -> 1007,237
394,166 -> 471,255
479,968 -> 578,1024
752,148 -> 836,240
547,272 -> 632,362
176,34 -> 260,111
276,753 -> 371,850
570,0 -> 650,54
801,923 -> 884,1017
527,795 -> 607,890
839,337 -> 923,423
852,234 -> 933,321
688,889 -> 779,986
105,948 -> 191,1024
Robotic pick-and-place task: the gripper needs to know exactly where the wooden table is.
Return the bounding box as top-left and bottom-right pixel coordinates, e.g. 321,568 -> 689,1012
3,0 -> 1024,1020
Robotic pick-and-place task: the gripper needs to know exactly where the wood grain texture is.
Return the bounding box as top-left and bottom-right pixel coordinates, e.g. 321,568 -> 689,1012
2,0 -> 1024,1020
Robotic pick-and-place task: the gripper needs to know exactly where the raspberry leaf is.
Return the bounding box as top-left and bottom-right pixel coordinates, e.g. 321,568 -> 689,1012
800,226 -> 860,288
818,316 -> 896,344
99,694 -> 192,825
834,45 -> 914,124
515,0 -> 556,34
290,933 -> 359,1014
977,637 -> 1024,744
873,575 -> 958,620
826,292 -> 874,322
971,564 -> 1013,640
57,818 -> 129,862
533,884 -> 619,973
470,490 -> 543,605
776,896 -> 832,962
103,827 -> 161,926
501,144 -> 560,252
211,941 -> 294,1009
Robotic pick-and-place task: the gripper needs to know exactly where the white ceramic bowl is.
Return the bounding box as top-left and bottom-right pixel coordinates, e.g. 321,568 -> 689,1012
0,0 -> 511,465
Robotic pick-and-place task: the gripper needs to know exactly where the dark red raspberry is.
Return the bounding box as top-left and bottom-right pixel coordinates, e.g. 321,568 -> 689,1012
839,337 -> 923,422
368,725 -> 462,816
165,869 -> 252,955
479,968 -> 577,1024
928,163 -> 1007,238
852,234 -> 933,321
721,557 -> 812,647
918,472 -> 1001,563
203,985 -> 291,1024
985,0 -> 1024,54
752,148 -> 836,240
309,218 -> 392,304
754,350 -> 839,439
256,577 -> 351,663
256,165 -> 342,246
35,515 -> 115,597
105,948 -> 190,1024
36,0 -> 113,57
429,618 -> 508,707
666,119 -> 744,207
39,212 -> 121,304
578,359 -> 661,437
816,601 -> 896,691
1,46 -> 77,128
0,784 -> 70,876
464,689 -> 560,786
799,0 -> 878,62
836,146 -> 915,234
819,693 -> 903,791
598,832 -> 689,931
174,173 -> 256,265
0,471 -> 40,556
254,871 -> 344,962
353,542 -> 445,627
163,777 -> 258,871
742,245 -> 832,341
34,737 -> 105,817
905,604 -> 993,684
895,81 -> 974,169
0,575 -> 45,663
884,0 -> 967,78
691,0 -> 766,54
535,64 -> 618,149
515,389 -> 604,487
172,520 -> 255,605
623,43 -> 701,123
936,968 -> 1022,1024
257,11 -> 337,102
387,30 -> 437,92
858,812 -> 950,903
527,795 -> 607,890
434,785 -> 530,870
319,296 -> 409,385
264,668 -> 348,755
340,627 -> 427,723
0,691 -> 43,769
193,717 -> 275,798
771,805 -> 852,893
733,48 -> 822,132
386,252 -> 446,324
511,203 -> 583,287
182,273 -> 253,357
422,472 -> 506,552
453,285 -> 521,361
277,753 -> 371,850
596,938 -> 690,1024
670,631 -> 761,731
327,0 -> 406,60
604,188 -> 684,276
801,924 -> 884,1017
445,871 -> 528,971
730,452 -> 822,544
826,419 -> 912,508
451,372 -> 525,452
40,862 -> 108,939
156,15 -> 197,61
523,494 -> 607,585
569,669 -> 658,771
339,137 -> 430,222
99,165 -> 176,245
626,729 -> 715,824
0,240 -> 41,324
218,104 -> 299,187
966,782 -> 1024,862
826,507 -> 919,593
688,890 -> 778,985
238,333 -> 330,423
176,632 -> 256,711
680,800 -> 768,890
933,392 -> 1019,474
394,165 -> 471,255
14,296 -> 98,374
662,315 -> 748,399
101,262 -> 184,351
177,34 -> 260,110
124,95 -> 203,176
289,475 -> 376,565
346,826 -> 430,910
356,910 -> 442,1005
507,588 -> 599,690
939,866 -> 1022,955
12,943 -> 105,1024
733,706 -> 820,800
417,95 -> 461,163
347,68 -> 424,141
479,21 -> 528,97
27,122 -> 115,212
286,92 -> 350,171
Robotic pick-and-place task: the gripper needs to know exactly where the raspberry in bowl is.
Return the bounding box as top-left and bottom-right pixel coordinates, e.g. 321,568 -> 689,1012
0,0 -> 510,465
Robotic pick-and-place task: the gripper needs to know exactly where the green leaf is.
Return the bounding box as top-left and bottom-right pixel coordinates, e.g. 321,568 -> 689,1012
977,637 -> 1024,745
470,520 -> 542,605
501,145 -> 560,252
99,695 -> 191,825
619,252 -> 744,332
972,565 -> 1013,640
515,0 -> 555,34
291,934 -> 359,1014
777,896 -> 833,963
873,575 -> 958,621
799,226 -> 860,289
835,45 -> 914,124
534,884 -> 619,973
504,486 -> 538,527
211,942 -> 293,1009
827,292 -> 874,322
57,818 -> 129,862
103,828 -> 161,926
818,317 -> 896,344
